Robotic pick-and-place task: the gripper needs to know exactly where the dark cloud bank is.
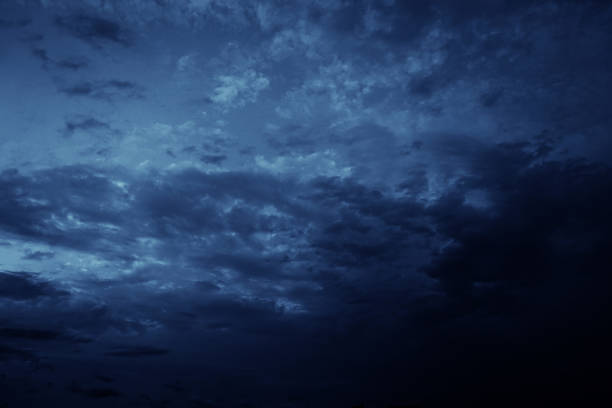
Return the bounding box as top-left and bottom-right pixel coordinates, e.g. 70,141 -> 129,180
1,0 -> 612,407
1,136 -> 610,406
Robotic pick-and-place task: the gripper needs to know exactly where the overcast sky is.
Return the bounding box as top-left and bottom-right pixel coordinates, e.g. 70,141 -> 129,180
1,1 -> 612,407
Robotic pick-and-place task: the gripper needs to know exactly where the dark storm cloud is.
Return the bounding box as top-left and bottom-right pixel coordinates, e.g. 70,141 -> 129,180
479,88 -> 504,108
22,250 -> 55,261
0,151 -> 609,405
193,252 -> 285,279
0,271 -> 68,301
312,0 -> 612,139
31,47 -> 89,74
1,137 -> 609,341
31,47 -> 50,63
70,382 -> 122,399
134,169 -> 306,224
0,165 -> 299,261
55,14 -> 130,47
30,46 -> 89,70
0,327 -> 60,341
94,375 -> 114,383
0,344 -> 35,362
409,73 -> 449,98
104,345 -> 169,358
61,82 -> 100,96
201,137 -> 231,155
266,124 -> 319,154
55,57 -> 88,70
199,154 -> 227,165
263,142 -> 610,406
0,166 -> 128,252
1,0 -> 610,406
424,141 -> 612,311
340,0 -> 550,41
63,116 -> 115,136
183,295 -> 297,337
59,80 -> 142,100
294,134 -> 612,331
402,143 -> 612,404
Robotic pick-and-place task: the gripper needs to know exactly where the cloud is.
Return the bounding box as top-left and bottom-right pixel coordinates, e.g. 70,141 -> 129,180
0,327 -> 60,341
199,154 -> 227,165
94,375 -> 114,383
0,344 -> 35,362
0,166 -> 128,251
0,140 -> 610,405
0,0 -> 611,405
1,138 -> 610,341
63,116 -> 116,137
104,345 -> 169,357
59,80 -> 143,100
0,165 -> 308,338
0,271 -> 68,301
210,70 -> 269,108
30,46 -> 89,70
55,57 -> 88,70
21,250 -> 55,261
55,14 -> 130,47
268,21 -> 325,60
70,382 -> 122,399
31,47 -> 51,64
424,141 -> 612,308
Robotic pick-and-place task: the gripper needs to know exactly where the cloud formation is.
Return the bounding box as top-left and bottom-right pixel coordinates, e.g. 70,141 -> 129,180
55,13 -> 130,47
59,80 -> 142,100
1,0 -> 611,406
0,271 -> 67,301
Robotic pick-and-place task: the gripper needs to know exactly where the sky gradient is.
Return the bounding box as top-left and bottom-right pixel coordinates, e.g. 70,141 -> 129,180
1,1 -> 612,407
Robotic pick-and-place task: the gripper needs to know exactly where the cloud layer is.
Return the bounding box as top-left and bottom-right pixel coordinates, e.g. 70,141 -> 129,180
1,0 -> 611,407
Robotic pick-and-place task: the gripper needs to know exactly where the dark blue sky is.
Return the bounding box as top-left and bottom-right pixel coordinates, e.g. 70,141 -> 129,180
1,1 -> 612,407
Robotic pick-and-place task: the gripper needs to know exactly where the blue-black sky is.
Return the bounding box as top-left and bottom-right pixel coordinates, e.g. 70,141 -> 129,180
1,1 -> 612,407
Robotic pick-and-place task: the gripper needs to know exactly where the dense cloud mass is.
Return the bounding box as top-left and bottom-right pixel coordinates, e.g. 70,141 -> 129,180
1,0 -> 611,407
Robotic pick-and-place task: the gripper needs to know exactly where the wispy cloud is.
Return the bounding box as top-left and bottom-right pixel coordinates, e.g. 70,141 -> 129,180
55,14 -> 130,47
59,80 -> 143,100
209,70 -> 269,109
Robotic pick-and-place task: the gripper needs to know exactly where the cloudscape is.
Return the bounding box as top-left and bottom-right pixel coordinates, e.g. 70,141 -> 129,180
1,1 -> 611,407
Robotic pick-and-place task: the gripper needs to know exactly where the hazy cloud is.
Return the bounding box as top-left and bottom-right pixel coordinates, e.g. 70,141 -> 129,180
55,14 -> 130,47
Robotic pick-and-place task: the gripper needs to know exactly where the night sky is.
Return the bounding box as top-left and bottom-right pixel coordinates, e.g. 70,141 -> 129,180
1,1 -> 612,407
